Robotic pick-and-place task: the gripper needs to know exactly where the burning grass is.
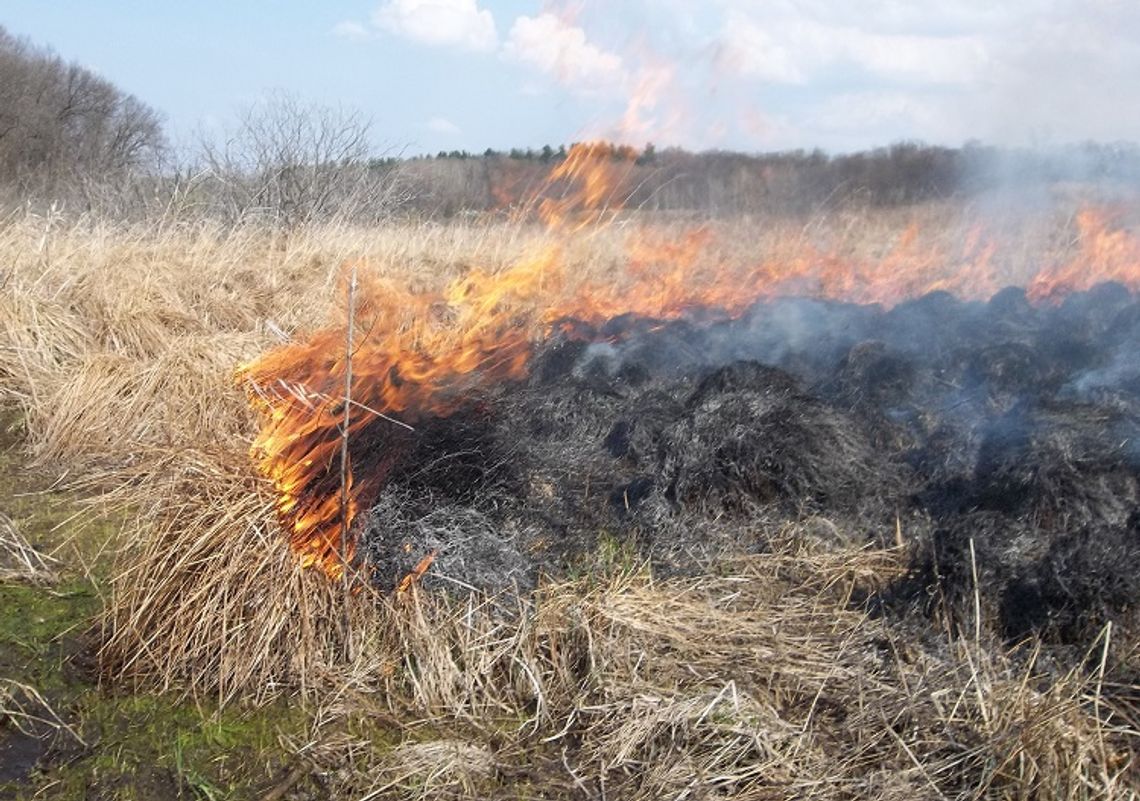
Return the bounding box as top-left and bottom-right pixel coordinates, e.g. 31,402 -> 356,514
1,201 -> 1138,798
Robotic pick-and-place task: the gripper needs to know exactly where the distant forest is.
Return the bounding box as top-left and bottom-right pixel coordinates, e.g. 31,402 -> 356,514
394,141 -> 1140,218
2,24 -> 1139,224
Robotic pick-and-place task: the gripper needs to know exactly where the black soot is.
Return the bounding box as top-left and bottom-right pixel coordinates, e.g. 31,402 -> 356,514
360,283 -> 1140,652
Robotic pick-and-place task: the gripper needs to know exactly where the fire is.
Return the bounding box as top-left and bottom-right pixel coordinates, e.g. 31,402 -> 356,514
396,550 -> 438,594
1026,208 -> 1140,303
241,271 -> 536,579
241,143 -> 1140,580
536,141 -> 640,231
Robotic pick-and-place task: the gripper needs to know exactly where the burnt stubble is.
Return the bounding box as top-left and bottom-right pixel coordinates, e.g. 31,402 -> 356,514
361,282 -> 1140,656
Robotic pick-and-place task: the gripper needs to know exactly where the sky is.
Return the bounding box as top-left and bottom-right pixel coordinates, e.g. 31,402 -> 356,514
2,1 -> 1139,157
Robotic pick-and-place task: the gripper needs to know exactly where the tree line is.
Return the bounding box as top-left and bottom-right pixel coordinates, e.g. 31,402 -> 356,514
3,24 -> 1139,225
397,140 -> 1140,218
0,26 -> 165,209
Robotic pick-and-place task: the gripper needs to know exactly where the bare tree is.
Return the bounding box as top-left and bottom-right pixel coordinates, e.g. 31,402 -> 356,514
0,25 -> 165,208
198,92 -> 405,227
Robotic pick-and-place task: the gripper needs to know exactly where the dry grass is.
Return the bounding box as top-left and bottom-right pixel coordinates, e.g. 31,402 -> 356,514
0,205 -> 1136,799
0,679 -> 87,748
0,511 -> 57,585
281,548 -> 1135,800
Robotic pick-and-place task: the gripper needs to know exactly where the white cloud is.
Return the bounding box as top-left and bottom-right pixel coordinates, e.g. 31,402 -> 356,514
372,0 -> 497,52
700,0 -> 1140,149
504,13 -> 626,92
717,13 -> 988,86
332,20 -> 372,42
850,33 -> 987,85
426,115 -> 461,135
811,90 -> 955,142
714,17 -> 809,84
328,1 -> 1140,151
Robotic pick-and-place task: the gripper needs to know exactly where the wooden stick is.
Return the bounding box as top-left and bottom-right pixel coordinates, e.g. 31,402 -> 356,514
339,264 -> 357,662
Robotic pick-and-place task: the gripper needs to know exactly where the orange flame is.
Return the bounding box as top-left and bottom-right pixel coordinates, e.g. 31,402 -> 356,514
396,550 -> 438,594
536,141 -> 639,231
1027,208 -> 1140,303
241,143 -> 1140,579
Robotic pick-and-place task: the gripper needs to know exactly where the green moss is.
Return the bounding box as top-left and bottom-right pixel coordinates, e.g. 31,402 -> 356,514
0,575 -> 309,799
8,691 -> 311,801
0,582 -> 95,648
0,581 -> 98,687
1,408 -> 123,577
1,571 -> 309,800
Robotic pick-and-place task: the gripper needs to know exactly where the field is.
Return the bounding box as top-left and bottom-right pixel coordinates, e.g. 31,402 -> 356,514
1,199 -> 1138,800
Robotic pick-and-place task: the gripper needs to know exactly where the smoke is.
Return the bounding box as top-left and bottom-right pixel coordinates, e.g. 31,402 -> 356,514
564,1 -> 1140,154
574,297 -> 872,383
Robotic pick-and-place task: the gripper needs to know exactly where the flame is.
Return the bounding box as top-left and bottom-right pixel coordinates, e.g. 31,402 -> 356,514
1027,208 -> 1140,303
396,550 -> 438,594
536,141 -> 639,231
241,143 -> 1140,580
241,269 -> 536,579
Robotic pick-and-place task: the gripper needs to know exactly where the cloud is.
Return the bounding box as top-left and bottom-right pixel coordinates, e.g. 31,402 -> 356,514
714,17 -> 807,84
973,6 -> 1140,146
372,0 -> 497,52
426,115 -> 461,135
331,20 -> 372,42
716,12 -> 988,86
810,90 -> 959,146
332,1 -> 1140,152
849,32 -> 987,85
504,13 -> 626,92
698,0 -> 1140,149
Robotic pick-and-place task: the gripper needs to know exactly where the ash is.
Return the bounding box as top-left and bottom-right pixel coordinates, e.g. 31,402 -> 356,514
360,282 -> 1140,650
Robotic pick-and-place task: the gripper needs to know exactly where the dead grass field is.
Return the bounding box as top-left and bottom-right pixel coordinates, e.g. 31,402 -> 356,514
1,204 -> 1137,799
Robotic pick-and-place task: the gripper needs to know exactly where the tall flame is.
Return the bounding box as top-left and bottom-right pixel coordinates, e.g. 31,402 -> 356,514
241,143 -> 1140,579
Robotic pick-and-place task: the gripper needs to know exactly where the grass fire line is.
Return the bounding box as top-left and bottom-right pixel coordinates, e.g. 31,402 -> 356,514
240,144 -> 1140,593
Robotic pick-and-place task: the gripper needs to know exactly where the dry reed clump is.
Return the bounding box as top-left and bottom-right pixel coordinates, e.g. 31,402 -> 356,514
87,445 -> 1139,796
26,334 -> 257,466
0,210 -> 1135,799
0,212 -> 568,703
0,215 -> 558,469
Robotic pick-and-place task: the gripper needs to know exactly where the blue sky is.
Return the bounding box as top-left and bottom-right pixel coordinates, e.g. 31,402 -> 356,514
3,1 -> 1139,156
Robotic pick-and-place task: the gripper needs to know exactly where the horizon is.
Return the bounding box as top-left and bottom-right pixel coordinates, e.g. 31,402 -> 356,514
3,1 -> 1140,159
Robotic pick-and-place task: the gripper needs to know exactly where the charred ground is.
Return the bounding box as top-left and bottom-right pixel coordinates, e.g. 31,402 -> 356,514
361,281 -> 1140,659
